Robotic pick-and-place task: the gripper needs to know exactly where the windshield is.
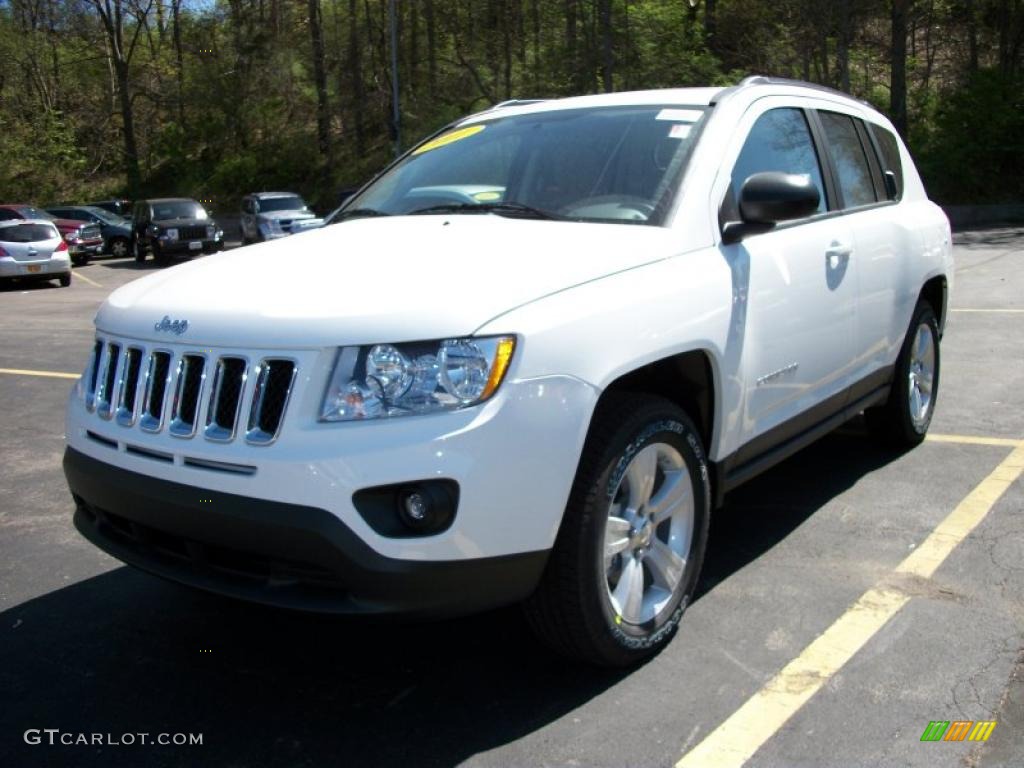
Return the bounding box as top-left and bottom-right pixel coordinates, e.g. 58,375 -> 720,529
19,206 -> 55,221
82,206 -> 123,225
338,105 -> 707,226
259,196 -> 306,213
152,201 -> 208,220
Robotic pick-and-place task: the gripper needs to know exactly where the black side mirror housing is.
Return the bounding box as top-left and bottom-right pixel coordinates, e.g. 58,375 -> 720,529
722,172 -> 821,245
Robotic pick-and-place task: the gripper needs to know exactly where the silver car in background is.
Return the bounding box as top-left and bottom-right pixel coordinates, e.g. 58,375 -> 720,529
239,192 -> 323,244
0,220 -> 71,288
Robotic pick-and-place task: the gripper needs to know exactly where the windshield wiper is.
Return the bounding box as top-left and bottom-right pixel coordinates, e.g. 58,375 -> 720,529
409,201 -> 563,220
333,207 -> 392,222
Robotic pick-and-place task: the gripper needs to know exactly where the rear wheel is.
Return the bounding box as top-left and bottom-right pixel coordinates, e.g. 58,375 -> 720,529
71,254 -> 90,267
525,393 -> 711,667
58,273 -> 71,287
866,300 -> 941,446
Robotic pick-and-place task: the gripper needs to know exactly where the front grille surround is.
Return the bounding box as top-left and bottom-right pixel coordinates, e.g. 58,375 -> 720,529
84,335 -> 297,448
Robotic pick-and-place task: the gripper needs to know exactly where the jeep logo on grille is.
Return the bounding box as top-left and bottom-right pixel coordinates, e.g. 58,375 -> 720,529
154,316 -> 189,335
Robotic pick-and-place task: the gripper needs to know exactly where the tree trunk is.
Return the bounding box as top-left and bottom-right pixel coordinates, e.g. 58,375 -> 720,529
114,59 -> 141,195
425,0 -> 436,90
599,0 -> 613,92
171,0 -> 185,127
890,0 -> 909,137
566,0 -> 578,92
705,0 -> 717,54
308,0 -> 330,160
837,0 -> 852,92
348,0 -> 365,157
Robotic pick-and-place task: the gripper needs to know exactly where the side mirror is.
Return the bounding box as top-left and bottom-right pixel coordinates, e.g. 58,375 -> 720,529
722,172 -> 821,245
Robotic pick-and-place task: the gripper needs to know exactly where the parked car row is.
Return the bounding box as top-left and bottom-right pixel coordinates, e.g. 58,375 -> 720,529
1,190 -> 326,287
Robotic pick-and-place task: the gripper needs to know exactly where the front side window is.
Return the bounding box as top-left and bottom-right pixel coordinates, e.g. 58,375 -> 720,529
339,105 -> 708,226
727,108 -> 828,219
818,112 -> 878,208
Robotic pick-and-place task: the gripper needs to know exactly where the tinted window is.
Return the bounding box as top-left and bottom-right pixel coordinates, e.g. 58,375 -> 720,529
869,124 -> 903,199
0,223 -> 58,242
818,112 -> 877,208
52,209 -> 87,221
729,108 -> 827,217
151,201 -> 207,220
0,209 -> 20,221
258,196 -> 306,213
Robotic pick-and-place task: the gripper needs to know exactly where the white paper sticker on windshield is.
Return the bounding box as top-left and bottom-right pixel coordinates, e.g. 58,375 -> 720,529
656,108 -> 703,123
668,124 -> 692,139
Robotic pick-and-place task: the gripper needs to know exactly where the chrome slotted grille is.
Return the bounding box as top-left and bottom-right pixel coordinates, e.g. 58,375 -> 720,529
246,360 -> 297,445
86,338 -> 295,447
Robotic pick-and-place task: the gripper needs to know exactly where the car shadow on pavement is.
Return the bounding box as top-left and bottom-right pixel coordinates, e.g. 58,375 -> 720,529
0,567 -> 629,767
697,420 -> 906,599
0,423 -> 904,768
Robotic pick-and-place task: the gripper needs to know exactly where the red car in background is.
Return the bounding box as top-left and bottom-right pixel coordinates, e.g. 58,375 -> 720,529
0,204 -> 104,266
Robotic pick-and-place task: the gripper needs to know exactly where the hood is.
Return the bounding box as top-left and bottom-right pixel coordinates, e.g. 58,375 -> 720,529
257,210 -> 315,222
97,215 -> 678,348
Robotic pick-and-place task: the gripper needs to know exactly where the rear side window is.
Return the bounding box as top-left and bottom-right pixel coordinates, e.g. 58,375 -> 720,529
869,124 -> 903,199
0,223 -> 58,243
818,112 -> 878,208
728,108 -> 827,218
0,209 -> 20,221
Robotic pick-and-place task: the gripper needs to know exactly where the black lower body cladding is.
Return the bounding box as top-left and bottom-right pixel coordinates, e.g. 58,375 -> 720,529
63,447 -> 547,617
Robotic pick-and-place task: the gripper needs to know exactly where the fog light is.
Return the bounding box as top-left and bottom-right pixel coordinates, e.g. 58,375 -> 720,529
353,480 -> 459,537
402,491 -> 428,522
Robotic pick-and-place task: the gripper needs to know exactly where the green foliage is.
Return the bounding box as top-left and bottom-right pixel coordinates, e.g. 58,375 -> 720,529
0,0 -> 1022,209
915,70 -> 1024,204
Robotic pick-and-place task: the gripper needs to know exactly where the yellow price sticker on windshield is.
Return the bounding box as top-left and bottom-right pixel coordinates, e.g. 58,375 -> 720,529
412,125 -> 485,155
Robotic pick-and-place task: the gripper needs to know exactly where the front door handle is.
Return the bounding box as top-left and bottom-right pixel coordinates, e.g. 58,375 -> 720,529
826,241 -> 853,270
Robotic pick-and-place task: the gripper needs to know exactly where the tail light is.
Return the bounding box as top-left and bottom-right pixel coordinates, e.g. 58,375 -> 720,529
56,239 -> 68,252
0,246 -> 8,258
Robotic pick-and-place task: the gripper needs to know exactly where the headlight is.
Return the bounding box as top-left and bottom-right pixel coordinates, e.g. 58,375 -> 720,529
165,228 -> 179,240
206,225 -> 216,238
319,336 -> 516,422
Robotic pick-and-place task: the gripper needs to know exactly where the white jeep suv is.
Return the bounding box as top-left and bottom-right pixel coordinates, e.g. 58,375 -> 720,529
63,77 -> 952,666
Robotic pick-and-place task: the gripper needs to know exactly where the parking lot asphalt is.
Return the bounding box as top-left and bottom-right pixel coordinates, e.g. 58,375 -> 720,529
1,230 -> 1022,768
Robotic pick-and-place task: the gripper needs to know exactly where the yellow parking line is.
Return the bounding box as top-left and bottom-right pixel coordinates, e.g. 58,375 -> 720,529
0,367 -> 79,380
676,442 -> 1024,768
927,433 -> 1024,448
950,308 -> 1024,313
73,271 -> 103,288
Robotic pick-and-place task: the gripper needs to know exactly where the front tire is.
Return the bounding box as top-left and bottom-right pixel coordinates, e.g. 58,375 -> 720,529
525,393 -> 711,667
866,300 -> 941,446
71,254 -> 89,267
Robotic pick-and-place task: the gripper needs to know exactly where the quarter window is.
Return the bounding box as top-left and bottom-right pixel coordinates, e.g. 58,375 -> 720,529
728,108 -> 827,219
869,123 -> 903,199
818,112 -> 878,208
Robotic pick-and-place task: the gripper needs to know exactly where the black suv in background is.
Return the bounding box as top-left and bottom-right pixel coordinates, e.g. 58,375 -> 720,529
131,198 -> 224,265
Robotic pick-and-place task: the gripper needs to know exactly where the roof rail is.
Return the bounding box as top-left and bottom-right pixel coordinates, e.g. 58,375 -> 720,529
712,75 -> 871,107
491,99 -> 547,109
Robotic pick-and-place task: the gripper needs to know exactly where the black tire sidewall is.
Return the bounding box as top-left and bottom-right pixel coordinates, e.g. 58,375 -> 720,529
579,404 -> 711,656
893,303 -> 941,439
